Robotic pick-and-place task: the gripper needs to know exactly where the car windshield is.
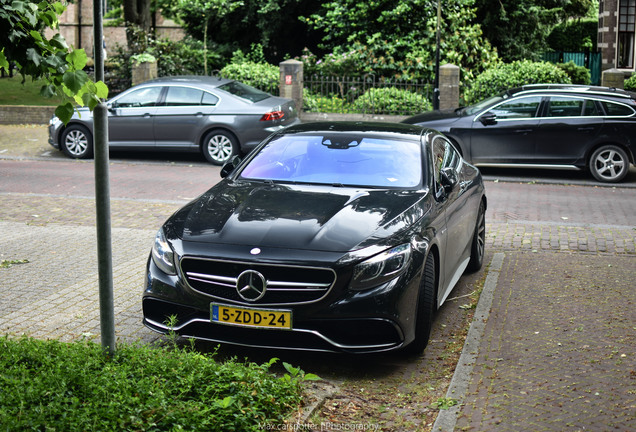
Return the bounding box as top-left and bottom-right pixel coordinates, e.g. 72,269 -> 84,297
240,134 -> 423,188
217,81 -> 270,103
463,94 -> 506,115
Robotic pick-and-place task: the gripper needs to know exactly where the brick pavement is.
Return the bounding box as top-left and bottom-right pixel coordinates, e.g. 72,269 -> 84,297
2,124 -> 636,430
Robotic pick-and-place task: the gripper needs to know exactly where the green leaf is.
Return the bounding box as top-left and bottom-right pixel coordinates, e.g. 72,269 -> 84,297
55,102 -> 74,125
26,48 -> 42,67
66,49 -> 87,70
39,84 -> 57,98
63,69 -> 88,93
49,33 -> 68,50
95,81 -> 109,99
0,51 -> 8,71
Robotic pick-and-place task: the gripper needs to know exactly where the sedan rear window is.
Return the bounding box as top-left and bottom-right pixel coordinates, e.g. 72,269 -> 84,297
240,135 -> 423,188
217,81 -> 270,103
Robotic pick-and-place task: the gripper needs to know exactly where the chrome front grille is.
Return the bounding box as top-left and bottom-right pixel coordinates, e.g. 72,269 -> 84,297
180,257 -> 336,305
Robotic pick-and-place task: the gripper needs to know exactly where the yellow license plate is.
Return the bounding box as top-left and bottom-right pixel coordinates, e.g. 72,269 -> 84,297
211,304 -> 292,329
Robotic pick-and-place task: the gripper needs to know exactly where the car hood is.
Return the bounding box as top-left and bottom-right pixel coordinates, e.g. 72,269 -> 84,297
166,181 -> 429,253
402,108 -> 464,127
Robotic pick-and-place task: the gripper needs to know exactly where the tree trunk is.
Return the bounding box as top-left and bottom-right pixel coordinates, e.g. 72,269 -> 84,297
123,0 -> 152,48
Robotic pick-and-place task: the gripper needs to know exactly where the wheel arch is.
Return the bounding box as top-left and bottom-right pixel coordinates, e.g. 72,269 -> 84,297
586,141 -> 635,166
199,126 -> 240,152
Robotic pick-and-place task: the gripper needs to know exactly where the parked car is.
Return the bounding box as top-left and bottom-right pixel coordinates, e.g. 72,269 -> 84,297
403,84 -> 636,182
48,76 -> 300,165
142,122 -> 487,353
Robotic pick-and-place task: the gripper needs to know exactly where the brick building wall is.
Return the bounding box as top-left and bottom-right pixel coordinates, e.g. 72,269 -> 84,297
45,2 -> 184,58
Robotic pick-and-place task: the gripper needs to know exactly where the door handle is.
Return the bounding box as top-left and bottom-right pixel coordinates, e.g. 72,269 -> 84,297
195,112 -> 203,118
577,127 -> 595,132
514,129 -> 533,134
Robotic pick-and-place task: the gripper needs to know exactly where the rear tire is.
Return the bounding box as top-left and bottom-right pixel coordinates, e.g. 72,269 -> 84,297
466,200 -> 486,273
405,253 -> 437,354
588,145 -> 629,183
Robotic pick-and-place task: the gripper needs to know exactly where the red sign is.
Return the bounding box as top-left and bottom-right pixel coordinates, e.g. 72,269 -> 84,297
285,75 -> 293,85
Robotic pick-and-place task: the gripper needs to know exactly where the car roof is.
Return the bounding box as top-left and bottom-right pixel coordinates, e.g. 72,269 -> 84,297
136,75 -> 234,90
281,121 -> 429,138
506,84 -> 636,100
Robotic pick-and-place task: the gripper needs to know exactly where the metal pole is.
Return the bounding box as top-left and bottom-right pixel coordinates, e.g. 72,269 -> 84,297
433,0 -> 441,111
93,0 -> 115,355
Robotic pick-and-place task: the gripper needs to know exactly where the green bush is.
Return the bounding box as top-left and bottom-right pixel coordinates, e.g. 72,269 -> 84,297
303,89 -> 352,113
556,61 -> 591,85
0,336 -> 309,431
624,74 -> 636,91
465,60 -> 571,104
220,62 -> 279,95
352,87 -> 431,115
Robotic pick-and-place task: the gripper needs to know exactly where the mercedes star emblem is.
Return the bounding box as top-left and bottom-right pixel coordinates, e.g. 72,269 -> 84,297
236,270 -> 267,302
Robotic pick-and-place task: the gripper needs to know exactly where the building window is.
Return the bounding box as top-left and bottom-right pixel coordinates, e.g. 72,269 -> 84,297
618,0 -> 636,68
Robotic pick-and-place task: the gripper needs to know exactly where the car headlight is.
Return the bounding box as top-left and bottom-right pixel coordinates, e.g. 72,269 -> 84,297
350,244 -> 411,291
151,228 -> 176,275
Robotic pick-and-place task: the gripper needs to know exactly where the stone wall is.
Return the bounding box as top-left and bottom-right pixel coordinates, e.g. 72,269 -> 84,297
0,106 -> 56,125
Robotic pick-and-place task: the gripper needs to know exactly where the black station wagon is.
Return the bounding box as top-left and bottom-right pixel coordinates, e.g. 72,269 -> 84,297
403,84 -> 636,182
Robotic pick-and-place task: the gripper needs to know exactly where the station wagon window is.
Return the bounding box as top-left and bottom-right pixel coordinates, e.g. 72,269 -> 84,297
491,96 -> 542,120
600,100 -> 636,116
547,96 -> 584,117
115,86 -> 161,108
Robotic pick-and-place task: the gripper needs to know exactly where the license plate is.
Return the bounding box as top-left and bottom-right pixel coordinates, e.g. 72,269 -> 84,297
211,304 -> 292,329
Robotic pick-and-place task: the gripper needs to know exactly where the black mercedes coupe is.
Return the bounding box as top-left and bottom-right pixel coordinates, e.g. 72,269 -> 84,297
143,122 -> 487,353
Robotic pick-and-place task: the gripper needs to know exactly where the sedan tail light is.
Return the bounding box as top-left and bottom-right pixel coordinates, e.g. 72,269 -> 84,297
260,109 -> 285,121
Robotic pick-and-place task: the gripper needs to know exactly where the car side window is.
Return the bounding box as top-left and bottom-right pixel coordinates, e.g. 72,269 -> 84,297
115,87 -> 162,108
491,96 -> 542,120
547,96 -> 585,117
432,136 -> 459,191
202,91 -> 219,106
600,101 -> 636,117
583,100 -> 602,116
164,86 -> 206,106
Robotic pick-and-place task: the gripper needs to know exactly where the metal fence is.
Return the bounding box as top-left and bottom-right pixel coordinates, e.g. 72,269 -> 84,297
542,51 -> 602,85
303,75 -> 433,116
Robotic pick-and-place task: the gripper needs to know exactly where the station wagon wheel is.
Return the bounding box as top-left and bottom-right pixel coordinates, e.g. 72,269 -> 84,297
202,130 -> 238,165
406,252 -> 437,354
61,124 -> 94,159
588,145 -> 629,183
466,200 -> 486,273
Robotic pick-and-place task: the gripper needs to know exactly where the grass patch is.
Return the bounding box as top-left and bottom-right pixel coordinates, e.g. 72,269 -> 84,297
0,336 -> 309,431
0,75 -> 63,106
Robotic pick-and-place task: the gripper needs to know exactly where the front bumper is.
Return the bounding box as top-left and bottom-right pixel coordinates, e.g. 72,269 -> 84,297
142,253 -> 422,353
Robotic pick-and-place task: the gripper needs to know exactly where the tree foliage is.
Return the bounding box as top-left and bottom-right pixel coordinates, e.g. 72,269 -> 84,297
0,0 -> 108,123
302,0 -> 498,81
475,0 -> 598,62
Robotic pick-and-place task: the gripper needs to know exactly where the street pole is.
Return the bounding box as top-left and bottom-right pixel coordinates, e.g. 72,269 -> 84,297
433,0 -> 441,111
93,0 -> 115,355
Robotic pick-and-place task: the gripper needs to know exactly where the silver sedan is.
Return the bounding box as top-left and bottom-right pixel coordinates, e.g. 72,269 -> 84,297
48,76 -> 300,165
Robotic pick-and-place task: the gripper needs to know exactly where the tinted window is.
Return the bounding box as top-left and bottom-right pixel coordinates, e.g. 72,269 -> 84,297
491,96 -> 542,119
432,136 -> 460,189
241,135 -> 422,188
164,87 -> 204,106
115,87 -> 162,108
583,100 -> 602,116
601,101 -> 635,116
218,81 -> 270,103
547,96 -> 584,117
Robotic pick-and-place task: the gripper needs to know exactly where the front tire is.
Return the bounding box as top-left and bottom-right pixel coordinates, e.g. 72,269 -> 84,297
405,252 -> 437,354
202,130 -> 238,165
466,200 -> 486,273
588,145 -> 629,183
61,125 -> 93,159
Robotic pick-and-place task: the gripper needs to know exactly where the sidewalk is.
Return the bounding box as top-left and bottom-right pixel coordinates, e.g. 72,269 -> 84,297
1,124 -> 635,431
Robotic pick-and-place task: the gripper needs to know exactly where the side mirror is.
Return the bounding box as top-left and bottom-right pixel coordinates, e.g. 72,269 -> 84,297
440,167 -> 458,194
479,112 -> 497,126
220,155 -> 242,178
